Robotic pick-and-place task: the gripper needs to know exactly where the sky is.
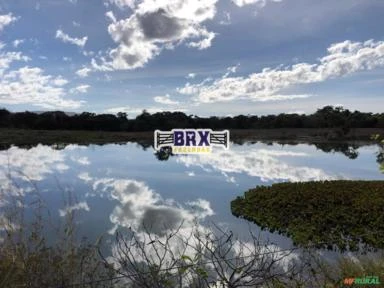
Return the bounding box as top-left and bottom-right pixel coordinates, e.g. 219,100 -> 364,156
0,0 -> 383,117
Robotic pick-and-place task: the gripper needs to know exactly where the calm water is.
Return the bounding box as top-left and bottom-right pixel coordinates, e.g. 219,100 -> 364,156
1,141 -> 383,253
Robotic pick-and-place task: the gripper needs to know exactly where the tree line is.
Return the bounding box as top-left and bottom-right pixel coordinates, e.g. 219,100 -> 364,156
0,106 -> 383,131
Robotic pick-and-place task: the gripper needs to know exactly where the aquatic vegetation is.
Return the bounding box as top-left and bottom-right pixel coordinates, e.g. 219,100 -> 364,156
231,180 -> 384,251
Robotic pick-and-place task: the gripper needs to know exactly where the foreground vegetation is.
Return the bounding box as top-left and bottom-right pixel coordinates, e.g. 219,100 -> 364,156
1,106 -> 384,132
1,178 -> 384,287
1,205 -> 383,288
231,181 -> 384,252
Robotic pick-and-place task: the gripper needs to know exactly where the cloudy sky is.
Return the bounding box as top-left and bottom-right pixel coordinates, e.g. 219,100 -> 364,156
0,0 -> 383,117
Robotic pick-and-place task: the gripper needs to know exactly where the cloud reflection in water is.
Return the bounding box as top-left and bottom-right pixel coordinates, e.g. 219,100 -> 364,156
177,147 -> 333,182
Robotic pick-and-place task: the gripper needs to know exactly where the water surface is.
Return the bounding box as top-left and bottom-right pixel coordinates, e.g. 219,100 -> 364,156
1,141 -> 383,252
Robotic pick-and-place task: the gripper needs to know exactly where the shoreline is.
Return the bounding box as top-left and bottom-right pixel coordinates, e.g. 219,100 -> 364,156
0,128 -> 383,146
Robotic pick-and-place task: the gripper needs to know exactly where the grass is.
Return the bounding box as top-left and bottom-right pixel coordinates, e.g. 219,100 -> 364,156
231,180 -> 384,252
0,180 -> 114,287
0,128 -> 153,146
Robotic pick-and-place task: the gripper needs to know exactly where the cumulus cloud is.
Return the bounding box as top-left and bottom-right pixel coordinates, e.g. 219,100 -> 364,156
177,40 -> 384,103
55,29 -> 88,48
0,43 -> 83,109
0,66 -> 84,109
0,13 -> 17,32
92,0 -> 218,71
153,94 -> 179,105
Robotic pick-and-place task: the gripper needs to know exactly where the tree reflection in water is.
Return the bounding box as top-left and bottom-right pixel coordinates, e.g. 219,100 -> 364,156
372,134 -> 384,173
151,141 -> 371,162
154,146 -> 174,161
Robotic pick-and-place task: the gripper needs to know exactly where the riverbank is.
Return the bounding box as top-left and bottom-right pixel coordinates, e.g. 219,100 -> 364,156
0,128 -> 383,146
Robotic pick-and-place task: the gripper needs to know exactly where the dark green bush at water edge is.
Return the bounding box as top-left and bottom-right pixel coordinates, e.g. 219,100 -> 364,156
231,180 -> 384,251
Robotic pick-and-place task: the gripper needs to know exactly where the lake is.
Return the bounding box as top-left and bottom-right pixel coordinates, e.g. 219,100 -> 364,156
1,141 -> 383,255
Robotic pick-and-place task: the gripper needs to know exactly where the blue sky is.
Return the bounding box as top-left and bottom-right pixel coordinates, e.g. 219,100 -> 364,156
0,0 -> 383,117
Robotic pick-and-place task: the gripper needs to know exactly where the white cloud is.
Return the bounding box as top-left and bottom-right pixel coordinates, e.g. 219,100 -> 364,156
0,45 -> 80,109
59,201 -> 90,217
232,0 -> 282,8
0,66 -> 84,109
186,171 -> 195,177
82,50 -> 95,57
219,11 -> 231,25
72,21 -> 80,27
76,66 -> 91,77
78,172 -> 93,183
186,29 -> 216,50
287,110 -> 305,115
177,40 -> 384,103
0,13 -> 17,32
105,11 -> 117,23
92,0 -> 218,71
0,50 -> 30,75
226,64 -> 239,74
53,76 -> 69,86
55,29 -> 88,48
0,65 -> 84,109
107,0 -> 137,9
186,199 -> 214,219
12,39 -> 24,48
70,84 -> 90,94
71,156 -> 90,165
153,94 -> 179,105
105,106 -> 187,116
186,73 -> 196,79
